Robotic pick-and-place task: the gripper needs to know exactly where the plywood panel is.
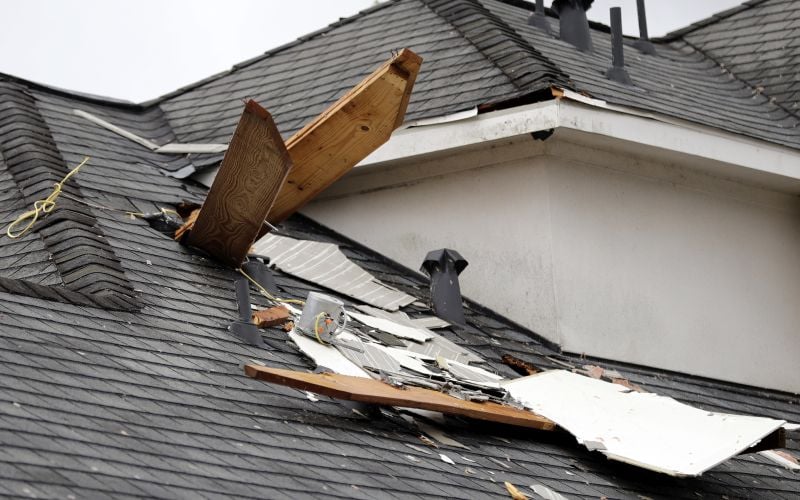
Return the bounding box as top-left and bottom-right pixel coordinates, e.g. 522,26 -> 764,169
187,100 -> 292,267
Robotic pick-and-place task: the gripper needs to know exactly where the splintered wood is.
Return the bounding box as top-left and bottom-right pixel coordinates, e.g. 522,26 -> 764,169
186,100 -> 292,267
244,365 -> 555,431
267,49 -> 422,224
252,305 -> 290,328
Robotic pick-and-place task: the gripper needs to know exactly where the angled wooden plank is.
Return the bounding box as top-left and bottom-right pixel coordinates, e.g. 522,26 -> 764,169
187,100 -> 292,267
244,365 -> 556,431
267,48 -> 422,224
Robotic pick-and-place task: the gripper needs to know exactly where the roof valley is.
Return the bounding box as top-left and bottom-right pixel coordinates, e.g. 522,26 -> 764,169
421,0 -> 571,93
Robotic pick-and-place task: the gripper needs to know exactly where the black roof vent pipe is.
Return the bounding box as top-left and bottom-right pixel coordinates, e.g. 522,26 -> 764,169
421,249 -> 468,326
230,278 -> 265,348
605,7 -> 633,85
527,0 -> 551,34
633,0 -> 657,55
552,0 -> 594,52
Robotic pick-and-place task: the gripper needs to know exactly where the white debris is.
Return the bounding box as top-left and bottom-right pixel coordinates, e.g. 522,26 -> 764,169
348,311 -> 432,342
304,391 -> 319,402
503,370 -> 786,477
531,484 -> 570,500
759,450 -> 800,470
439,453 -> 456,465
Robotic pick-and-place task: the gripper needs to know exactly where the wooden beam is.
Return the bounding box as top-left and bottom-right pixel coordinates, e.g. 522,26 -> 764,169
186,100 -> 292,267
267,49 -> 422,224
244,365 -> 556,431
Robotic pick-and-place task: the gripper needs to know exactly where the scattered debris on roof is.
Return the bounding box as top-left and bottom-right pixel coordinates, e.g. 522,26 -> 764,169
186,100 -> 292,267
252,233 -> 415,310
503,370 -> 786,476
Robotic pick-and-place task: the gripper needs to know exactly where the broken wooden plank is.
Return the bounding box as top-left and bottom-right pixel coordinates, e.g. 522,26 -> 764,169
267,48 -> 422,224
244,365 -> 556,431
186,100 -> 292,267
252,305 -> 290,328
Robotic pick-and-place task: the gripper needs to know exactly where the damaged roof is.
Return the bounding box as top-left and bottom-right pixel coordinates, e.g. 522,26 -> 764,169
0,82 -> 797,497
1,1 -> 799,497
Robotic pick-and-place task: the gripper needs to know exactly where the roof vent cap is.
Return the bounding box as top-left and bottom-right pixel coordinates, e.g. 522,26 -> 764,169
421,248 -> 468,326
552,0 -> 594,52
605,7 -> 633,85
633,0 -> 657,55
527,0 -> 551,34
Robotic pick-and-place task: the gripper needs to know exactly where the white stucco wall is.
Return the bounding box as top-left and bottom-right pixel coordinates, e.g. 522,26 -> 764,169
303,138 -> 800,393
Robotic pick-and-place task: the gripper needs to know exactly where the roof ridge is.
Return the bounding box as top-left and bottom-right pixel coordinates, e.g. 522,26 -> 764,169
146,0 -> 404,107
0,80 -> 140,311
658,0 -> 770,42
421,0 -> 571,93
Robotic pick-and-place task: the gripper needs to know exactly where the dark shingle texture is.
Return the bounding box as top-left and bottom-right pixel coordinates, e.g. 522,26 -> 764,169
0,81 -> 799,499
158,0 -> 800,156
160,0 -> 520,146
675,0 -> 800,117
481,0 -> 800,149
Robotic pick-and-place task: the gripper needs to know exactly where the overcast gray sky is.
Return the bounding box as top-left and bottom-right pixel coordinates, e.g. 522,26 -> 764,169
0,0 -> 743,102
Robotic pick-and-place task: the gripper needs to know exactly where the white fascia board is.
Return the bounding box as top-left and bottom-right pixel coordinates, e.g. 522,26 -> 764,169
356,97 -> 800,186
359,100 -> 560,166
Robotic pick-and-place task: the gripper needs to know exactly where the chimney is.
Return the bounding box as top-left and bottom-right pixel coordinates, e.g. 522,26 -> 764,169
605,7 -> 633,85
421,249 -> 468,325
527,0 -> 551,34
552,0 -> 594,52
230,278 -> 265,347
633,0 -> 657,55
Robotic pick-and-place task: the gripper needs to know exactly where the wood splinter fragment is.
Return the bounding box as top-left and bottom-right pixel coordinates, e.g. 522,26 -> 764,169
252,305 -> 290,328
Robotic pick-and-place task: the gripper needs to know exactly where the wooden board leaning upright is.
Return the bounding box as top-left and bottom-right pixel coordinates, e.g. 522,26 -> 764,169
186,100 -> 292,267
267,49 -> 422,224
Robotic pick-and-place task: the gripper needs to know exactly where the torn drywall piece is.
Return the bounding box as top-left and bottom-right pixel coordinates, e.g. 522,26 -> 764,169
530,484 -> 569,500
348,311 -> 432,343
417,421 -> 469,450
439,358 -> 504,385
288,330 -> 369,378
252,234 -> 415,311
404,332 -> 483,365
503,370 -> 786,476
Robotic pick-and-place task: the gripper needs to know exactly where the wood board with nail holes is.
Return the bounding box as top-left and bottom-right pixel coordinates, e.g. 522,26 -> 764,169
186,100 -> 291,267
244,365 -> 556,431
266,48 -> 422,224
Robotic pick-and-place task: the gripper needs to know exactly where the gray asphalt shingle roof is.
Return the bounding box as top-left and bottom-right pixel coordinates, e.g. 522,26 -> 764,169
667,0 -> 800,118
0,1 -> 799,497
157,0 -> 800,157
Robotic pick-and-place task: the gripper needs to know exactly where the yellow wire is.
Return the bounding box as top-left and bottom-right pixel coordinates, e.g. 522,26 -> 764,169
237,267 -> 305,306
313,312 -> 328,345
6,156 -> 90,239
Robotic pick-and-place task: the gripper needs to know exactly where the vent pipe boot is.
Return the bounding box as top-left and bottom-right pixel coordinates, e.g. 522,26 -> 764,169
605,7 -> 633,85
552,0 -> 594,52
243,259 -> 278,295
527,0 -> 551,34
421,249 -> 468,326
633,0 -> 657,55
231,278 -> 265,347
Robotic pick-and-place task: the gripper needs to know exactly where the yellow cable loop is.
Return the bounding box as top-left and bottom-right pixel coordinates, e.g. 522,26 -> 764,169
6,156 -> 90,239
237,267 -> 305,306
313,312 -> 328,345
